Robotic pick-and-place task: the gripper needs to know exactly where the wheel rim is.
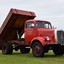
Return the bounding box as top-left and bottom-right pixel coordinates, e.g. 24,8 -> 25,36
34,45 -> 41,55
2,46 -> 7,54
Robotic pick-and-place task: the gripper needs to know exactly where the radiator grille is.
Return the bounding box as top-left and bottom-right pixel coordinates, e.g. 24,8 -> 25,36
57,30 -> 64,44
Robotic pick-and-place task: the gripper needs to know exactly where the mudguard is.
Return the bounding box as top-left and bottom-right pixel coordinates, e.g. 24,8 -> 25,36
31,37 -> 46,47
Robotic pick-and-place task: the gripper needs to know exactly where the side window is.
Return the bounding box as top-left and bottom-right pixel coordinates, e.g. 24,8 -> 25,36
26,22 -> 34,28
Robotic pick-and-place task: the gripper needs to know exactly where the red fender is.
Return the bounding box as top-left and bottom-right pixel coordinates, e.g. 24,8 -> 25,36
31,37 -> 46,47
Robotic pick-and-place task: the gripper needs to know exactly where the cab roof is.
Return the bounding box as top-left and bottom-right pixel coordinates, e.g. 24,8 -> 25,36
26,19 -> 50,23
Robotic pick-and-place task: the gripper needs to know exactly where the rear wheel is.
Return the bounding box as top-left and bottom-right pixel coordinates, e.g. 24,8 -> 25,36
20,46 -> 30,54
2,43 -> 13,54
32,42 -> 44,57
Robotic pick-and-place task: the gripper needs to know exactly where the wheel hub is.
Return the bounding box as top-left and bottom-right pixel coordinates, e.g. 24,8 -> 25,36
34,46 -> 40,54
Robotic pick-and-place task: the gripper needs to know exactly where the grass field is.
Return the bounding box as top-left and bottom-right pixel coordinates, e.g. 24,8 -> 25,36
0,50 -> 64,64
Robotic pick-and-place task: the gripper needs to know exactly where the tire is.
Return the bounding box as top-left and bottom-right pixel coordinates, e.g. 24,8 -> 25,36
2,43 -> 13,54
20,46 -> 30,54
32,42 -> 44,57
53,45 -> 63,55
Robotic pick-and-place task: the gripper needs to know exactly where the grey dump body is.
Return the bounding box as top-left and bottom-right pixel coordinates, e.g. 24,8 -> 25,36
0,9 -> 36,49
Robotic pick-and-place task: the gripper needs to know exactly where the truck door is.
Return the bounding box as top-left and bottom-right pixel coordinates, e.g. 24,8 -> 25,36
25,22 -> 37,42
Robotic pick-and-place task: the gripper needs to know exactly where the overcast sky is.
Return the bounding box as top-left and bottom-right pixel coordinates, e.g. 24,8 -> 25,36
0,0 -> 64,29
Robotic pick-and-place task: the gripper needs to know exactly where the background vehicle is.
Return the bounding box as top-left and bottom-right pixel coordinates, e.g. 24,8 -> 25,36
0,8 -> 64,57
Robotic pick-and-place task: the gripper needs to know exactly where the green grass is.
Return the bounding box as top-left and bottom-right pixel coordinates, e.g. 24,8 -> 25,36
0,50 -> 64,64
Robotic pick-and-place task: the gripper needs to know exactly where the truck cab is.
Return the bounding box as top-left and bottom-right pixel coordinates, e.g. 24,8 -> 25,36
25,20 -> 64,57
25,20 -> 55,45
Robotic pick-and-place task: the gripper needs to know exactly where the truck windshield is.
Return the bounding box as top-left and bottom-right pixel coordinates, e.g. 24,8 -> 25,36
36,21 -> 52,29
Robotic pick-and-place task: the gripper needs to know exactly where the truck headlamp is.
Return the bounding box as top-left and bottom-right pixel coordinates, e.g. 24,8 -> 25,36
46,36 -> 50,41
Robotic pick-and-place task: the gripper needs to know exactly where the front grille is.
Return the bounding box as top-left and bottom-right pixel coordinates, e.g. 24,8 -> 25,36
57,30 -> 64,44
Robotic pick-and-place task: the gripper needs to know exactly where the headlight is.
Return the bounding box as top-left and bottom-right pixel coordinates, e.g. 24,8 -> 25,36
46,36 -> 50,41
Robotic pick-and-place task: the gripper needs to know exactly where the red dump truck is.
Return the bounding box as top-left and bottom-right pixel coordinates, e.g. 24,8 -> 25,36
0,8 -> 64,57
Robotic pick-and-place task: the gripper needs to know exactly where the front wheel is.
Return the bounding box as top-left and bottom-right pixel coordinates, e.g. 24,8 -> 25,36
32,42 -> 44,57
53,45 -> 64,55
